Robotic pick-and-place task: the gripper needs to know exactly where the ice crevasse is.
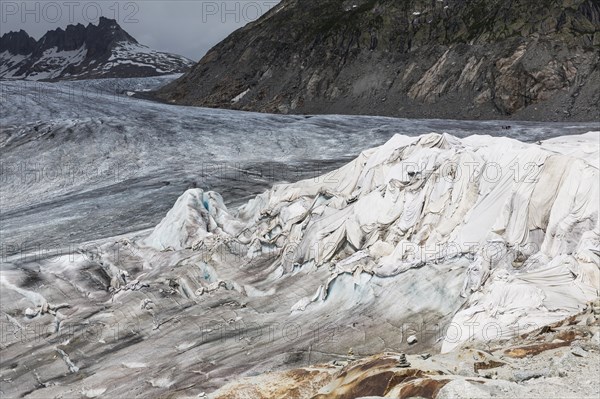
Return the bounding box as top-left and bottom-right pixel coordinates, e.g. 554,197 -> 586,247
144,132 -> 600,352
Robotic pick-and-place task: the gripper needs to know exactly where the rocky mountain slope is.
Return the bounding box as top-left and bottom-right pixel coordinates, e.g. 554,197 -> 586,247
156,0 -> 600,121
0,17 -> 194,81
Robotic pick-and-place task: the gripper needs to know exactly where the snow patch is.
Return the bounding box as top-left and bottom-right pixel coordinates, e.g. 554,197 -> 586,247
231,88 -> 250,104
28,46 -> 88,80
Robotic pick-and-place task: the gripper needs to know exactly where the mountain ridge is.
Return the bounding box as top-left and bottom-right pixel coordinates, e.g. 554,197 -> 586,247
0,17 -> 194,81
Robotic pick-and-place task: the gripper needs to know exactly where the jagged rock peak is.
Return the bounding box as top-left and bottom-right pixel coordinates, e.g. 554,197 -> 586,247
0,17 -> 194,80
0,29 -> 36,55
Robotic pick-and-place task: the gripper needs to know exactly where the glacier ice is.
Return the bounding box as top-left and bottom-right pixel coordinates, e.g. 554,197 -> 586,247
1,129 -> 599,397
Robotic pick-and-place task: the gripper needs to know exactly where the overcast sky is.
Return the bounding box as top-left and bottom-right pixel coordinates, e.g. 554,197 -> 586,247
0,1 -> 280,60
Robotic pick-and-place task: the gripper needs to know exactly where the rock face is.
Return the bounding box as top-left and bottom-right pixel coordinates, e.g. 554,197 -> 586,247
157,0 -> 600,121
0,17 -> 194,80
0,30 -> 36,55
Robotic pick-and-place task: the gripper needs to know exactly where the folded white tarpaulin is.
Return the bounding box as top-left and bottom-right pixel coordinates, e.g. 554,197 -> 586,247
144,131 -> 600,352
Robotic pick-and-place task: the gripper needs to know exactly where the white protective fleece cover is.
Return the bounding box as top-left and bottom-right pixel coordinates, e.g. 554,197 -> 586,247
144,132 -> 600,352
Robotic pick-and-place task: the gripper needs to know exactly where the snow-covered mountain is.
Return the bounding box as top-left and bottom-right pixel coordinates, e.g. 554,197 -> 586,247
0,17 -> 194,81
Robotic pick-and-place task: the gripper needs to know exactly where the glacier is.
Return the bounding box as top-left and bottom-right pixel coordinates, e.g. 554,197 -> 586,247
1,76 -> 599,397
